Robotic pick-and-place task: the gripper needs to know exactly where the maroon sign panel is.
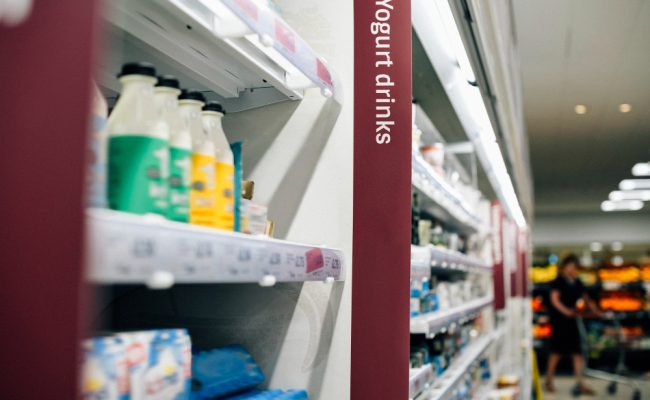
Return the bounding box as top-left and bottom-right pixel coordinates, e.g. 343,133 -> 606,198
352,0 -> 412,399
0,1 -> 98,398
491,202 -> 506,310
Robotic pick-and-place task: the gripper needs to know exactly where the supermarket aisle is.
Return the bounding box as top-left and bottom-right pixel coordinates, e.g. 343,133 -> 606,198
544,377 -> 650,400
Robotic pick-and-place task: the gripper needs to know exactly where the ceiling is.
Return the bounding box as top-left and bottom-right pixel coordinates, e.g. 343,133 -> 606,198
513,0 -> 650,217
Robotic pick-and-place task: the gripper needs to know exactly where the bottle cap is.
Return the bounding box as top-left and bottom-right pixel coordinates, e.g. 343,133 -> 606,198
156,74 -> 180,89
179,89 -> 205,103
203,101 -> 225,114
118,62 -> 156,78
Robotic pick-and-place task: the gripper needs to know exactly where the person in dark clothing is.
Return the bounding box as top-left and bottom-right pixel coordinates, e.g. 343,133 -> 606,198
544,254 -> 600,395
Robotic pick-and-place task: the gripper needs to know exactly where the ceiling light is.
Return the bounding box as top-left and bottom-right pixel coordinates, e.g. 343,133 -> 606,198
574,104 -> 587,114
609,190 -> 650,201
619,179 -> 650,190
601,200 -> 644,212
632,162 -> 650,176
434,0 -> 476,83
619,103 -> 632,113
612,255 -> 624,266
611,241 -> 624,252
590,242 -> 603,252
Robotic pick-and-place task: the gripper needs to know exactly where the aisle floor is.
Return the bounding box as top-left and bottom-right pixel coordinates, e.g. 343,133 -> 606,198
544,377 -> 650,400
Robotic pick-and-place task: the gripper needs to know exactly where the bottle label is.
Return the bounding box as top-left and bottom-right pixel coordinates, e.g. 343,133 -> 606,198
214,162 -> 235,230
190,153 -> 217,227
108,135 -> 168,215
168,147 -> 191,222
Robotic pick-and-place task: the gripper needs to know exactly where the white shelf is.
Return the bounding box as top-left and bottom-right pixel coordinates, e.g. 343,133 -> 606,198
416,334 -> 494,400
429,246 -> 491,273
410,296 -> 493,335
412,152 -> 488,235
86,209 -> 344,288
411,245 -> 491,279
411,245 -> 432,281
409,364 -> 434,400
103,0 -> 341,110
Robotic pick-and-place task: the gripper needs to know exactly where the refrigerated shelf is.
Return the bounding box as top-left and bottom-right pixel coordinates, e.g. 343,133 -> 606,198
410,296 -> 493,336
103,0 -> 341,111
416,334 -> 494,400
411,245 -> 433,281
409,364 -> 435,400
86,209 -> 344,288
411,245 -> 491,279
412,152 -> 488,235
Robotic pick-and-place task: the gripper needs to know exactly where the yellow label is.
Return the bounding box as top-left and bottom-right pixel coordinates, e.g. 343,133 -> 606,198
214,162 -> 235,230
190,153 -> 217,227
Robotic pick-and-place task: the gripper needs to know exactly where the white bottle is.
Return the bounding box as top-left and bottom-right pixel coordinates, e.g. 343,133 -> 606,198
107,62 -> 169,215
202,101 -> 235,230
88,82 -> 108,208
154,76 -> 191,223
179,89 -> 216,227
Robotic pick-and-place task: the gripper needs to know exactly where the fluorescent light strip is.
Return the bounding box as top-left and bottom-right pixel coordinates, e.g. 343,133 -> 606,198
427,0 -> 526,228
609,190 -> 650,201
619,179 -> 650,191
632,162 -> 650,176
601,200 -> 644,212
434,0 -> 476,83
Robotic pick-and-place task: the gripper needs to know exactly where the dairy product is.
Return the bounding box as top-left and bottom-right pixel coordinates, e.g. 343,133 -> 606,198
107,62 -> 169,215
180,89 -> 216,227
202,101 -> 235,230
115,329 -> 191,400
155,75 -> 191,222
81,336 -> 129,400
88,82 -> 108,208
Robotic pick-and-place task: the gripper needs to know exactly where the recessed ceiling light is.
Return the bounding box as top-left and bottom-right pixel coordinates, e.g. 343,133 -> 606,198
611,241 -> 624,252
632,162 -> 650,176
609,190 -> 650,201
619,179 -> 650,191
601,199 -> 644,212
574,104 -> 587,114
590,242 -> 603,252
619,103 -> 632,113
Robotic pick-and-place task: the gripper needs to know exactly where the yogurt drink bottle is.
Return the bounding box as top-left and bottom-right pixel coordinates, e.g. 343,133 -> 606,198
107,62 -> 169,215
202,101 -> 235,230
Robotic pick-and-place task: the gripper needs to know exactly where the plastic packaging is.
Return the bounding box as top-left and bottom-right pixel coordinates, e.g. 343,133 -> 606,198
191,345 -> 265,399
180,90 -> 215,227
202,101 -> 235,230
107,62 -> 169,215
155,75 -> 191,223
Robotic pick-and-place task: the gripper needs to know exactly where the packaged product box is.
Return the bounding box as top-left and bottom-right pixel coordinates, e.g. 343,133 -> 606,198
81,336 -> 130,400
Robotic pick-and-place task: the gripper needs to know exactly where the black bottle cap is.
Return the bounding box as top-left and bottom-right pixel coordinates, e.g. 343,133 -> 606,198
203,101 -> 225,114
179,89 -> 205,103
156,74 -> 180,89
118,62 -> 156,78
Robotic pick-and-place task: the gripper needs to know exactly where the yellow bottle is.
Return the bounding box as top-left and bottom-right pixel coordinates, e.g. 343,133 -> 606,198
202,101 -> 235,230
180,90 -> 216,227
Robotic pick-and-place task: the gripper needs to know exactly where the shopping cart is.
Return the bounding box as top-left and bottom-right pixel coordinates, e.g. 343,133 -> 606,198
575,313 -> 647,399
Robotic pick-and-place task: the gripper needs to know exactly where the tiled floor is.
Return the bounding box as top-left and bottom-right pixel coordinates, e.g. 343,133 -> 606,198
543,377 -> 650,400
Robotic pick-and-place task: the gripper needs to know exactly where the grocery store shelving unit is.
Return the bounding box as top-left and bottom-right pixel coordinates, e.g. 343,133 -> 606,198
414,334 -> 494,400
89,0 -> 354,399
410,296 -> 494,336
412,151 -> 489,235
87,209 -> 344,288
102,0 -> 341,110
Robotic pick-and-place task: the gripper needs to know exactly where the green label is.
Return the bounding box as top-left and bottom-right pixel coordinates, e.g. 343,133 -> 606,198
108,135 -> 168,215
168,146 -> 191,222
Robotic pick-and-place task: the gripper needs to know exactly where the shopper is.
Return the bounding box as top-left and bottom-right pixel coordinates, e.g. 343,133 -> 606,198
544,254 -> 600,395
